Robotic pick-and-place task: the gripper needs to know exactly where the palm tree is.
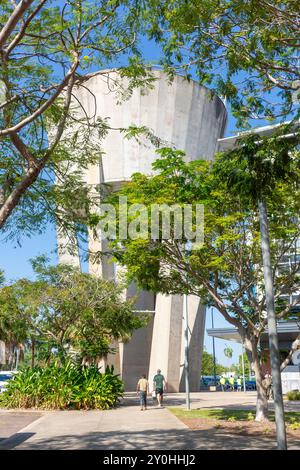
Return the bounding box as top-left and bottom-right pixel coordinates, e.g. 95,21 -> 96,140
224,345 -> 233,369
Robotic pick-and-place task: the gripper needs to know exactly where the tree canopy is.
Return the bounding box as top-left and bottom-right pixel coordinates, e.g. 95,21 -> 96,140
201,348 -> 228,376
146,0 -> 300,125
103,144 -> 300,419
0,257 -> 146,366
1,1 -> 299,242
0,0 -> 158,240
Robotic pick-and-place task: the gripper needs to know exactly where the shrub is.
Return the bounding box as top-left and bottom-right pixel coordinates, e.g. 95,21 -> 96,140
227,416 -> 236,422
286,390 -> 300,401
289,422 -> 300,431
0,361 -> 124,410
247,412 -> 255,421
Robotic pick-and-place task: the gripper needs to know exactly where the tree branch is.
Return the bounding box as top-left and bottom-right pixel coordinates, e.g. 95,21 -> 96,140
4,0 -> 48,57
0,0 -> 34,50
0,58 -> 80,137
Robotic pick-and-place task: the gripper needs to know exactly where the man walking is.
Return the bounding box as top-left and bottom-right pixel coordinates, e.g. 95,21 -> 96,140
137,374 -> 149,411
153,369 -> 167,407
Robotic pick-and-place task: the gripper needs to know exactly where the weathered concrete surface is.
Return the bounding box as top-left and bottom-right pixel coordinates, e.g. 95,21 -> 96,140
1,393 -> 300,450
75,70 -> 227,183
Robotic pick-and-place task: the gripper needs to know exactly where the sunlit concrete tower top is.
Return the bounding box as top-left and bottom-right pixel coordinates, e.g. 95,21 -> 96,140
71,69 -> 227,185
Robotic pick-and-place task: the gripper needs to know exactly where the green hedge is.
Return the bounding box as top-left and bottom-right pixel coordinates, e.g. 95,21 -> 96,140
286,390 -> 300,401
0,362 -> 124,410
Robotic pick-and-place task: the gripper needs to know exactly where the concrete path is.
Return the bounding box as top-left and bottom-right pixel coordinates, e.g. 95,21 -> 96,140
0,411 -> 41,442
0,392 -> 299,450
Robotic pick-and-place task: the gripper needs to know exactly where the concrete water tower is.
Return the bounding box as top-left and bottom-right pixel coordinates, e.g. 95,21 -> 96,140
57,69 -> 227,391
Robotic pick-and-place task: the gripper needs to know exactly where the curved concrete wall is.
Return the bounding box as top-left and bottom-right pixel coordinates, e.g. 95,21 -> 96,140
73,69 -> 227,183
59,70 -> 228,391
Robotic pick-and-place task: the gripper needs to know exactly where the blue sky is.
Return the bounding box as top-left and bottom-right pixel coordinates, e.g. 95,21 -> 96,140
0,22 -> 271,368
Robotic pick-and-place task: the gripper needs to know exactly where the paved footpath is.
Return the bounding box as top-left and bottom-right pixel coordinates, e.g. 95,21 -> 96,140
0,392 -> 299,450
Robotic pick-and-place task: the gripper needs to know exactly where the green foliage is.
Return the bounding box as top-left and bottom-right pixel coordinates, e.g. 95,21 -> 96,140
262,426 -> 271,434
105,146 -> 300,328
232,353 -> 251,377
289,422 -> 300,431
287,390 -> 300,401
201,349 -> 228,376
224,346 -> 233,360
0,361 -> 124,410
105,145 -> 300,421
0,258 -> 146,366
288,417 -> 300,430
247,412 -> 255,421
214,129 -> 300,203
0,1 -> 161,240
145,0 -> 300,124
227,416 -> 236,422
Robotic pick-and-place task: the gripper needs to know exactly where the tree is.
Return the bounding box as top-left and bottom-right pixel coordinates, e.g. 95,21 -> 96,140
147,0 -> 300,125
201,349 -> 228,376
215,127 -> 300,448
0,257 -> 146,366
103,147 -> 300,422
233,352 -> 251,378
0,277 -> 31,367
0,1 -> 159,241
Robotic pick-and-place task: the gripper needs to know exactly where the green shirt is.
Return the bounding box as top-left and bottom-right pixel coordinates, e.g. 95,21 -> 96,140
153,374 -> 164,389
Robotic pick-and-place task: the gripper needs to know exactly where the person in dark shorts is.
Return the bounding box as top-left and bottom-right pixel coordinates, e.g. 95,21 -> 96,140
153,369 -> 167,407
137,374 -> 149,411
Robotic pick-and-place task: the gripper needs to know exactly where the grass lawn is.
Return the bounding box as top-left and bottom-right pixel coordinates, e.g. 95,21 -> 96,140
168,407 -> 300,425
168,408 -> 300,439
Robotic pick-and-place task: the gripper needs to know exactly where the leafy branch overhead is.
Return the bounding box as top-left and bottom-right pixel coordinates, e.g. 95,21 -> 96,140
146,0 -> 300,125
0,0 -> 157,239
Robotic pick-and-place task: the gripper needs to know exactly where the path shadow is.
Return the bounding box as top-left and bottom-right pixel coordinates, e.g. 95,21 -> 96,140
7,427 -> 300,450
0,432 -> 35,450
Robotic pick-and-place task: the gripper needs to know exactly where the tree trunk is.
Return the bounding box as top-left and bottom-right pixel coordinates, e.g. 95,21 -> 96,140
0,163 -> 43,229
31,336 -> 35,368
244,335 -> 269,421
255,370 -> 269,421
5,342 -> 15,370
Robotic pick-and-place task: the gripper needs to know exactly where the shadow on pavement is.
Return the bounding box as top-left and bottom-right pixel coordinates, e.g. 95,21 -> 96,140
0,432 -> 35,450
6,428 -> 299,450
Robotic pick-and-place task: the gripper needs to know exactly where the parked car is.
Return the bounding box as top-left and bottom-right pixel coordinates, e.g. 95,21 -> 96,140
0,371 -> 17,393
245,380 -> 256,391
200,375 -> 220,388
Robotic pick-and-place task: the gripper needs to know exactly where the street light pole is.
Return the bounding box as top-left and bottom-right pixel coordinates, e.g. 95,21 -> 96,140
211,308 -> 217,386
183,292 -> 190,410
241,344 -> 246,393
